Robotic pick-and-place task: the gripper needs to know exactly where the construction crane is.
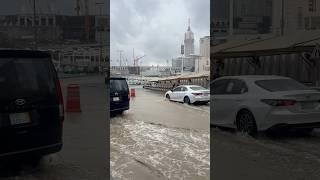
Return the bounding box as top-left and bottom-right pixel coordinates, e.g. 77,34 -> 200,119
75,0 -> 81,15
83,0 -> 90,42
133,48 -> 146,66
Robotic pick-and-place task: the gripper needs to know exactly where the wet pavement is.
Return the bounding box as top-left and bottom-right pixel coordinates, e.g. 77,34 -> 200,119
212,127 -> 320,180
0,75 -> 108,180
111,86 -> 210,180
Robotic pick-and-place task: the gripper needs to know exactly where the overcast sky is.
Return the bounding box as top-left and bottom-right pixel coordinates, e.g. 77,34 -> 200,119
110,0 -> 210,66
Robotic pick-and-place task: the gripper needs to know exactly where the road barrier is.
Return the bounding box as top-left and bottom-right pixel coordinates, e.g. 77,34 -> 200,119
130,88 -> 136,97
143,74 -> 209,92
66,84 -> 81,112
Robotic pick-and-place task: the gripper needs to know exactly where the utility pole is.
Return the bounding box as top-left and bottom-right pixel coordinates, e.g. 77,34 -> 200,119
96,2 -> 105,73
117,50 -> 123,66
281,0 -> 285,36
33,0 -> 37,49
229,0 -> 234,36
181,44 -> 184,74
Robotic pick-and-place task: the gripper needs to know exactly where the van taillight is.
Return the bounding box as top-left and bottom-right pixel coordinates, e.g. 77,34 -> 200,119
55,80 -> 64,122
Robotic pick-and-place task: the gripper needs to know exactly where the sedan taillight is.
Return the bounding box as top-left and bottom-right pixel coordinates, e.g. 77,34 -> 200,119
192,93 -> 203,96
261,99 -> 296,106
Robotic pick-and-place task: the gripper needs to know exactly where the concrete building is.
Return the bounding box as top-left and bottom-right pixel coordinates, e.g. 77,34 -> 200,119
172,56 -> 195,73
0,14 -> 108,48
272,0 -> 320,35
197,36 -> 210,73
212,0 -> 272,38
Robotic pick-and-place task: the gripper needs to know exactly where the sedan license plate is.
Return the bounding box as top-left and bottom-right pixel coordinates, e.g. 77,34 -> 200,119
9,113 -> 31,125
113,97 -> 120,102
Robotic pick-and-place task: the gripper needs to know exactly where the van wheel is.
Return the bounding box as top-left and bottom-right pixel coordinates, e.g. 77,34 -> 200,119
25,156 -> 42,168
296,128 -> 314,135
184,96 -> 191,104
236,110 -> 257,136
166,94 -> 170,100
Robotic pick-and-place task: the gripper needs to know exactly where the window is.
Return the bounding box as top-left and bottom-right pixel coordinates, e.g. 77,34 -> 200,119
211,79 -> 229,95
190,86 -> 207,91
110,79 -> 128,93
0,58 -> 56,98
41,18 -> 46,26
225,79 -> 248,94
255,79 -> 310,92
172,87 -> 181,92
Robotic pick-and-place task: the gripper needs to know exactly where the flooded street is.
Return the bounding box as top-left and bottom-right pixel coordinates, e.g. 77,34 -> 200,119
212,127 -> 320,180
111,87 -> 210,180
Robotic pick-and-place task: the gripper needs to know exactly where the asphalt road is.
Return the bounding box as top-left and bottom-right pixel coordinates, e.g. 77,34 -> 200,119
211,126 -> 320,180
111,86 -> 210,180
0,75 -> 108,180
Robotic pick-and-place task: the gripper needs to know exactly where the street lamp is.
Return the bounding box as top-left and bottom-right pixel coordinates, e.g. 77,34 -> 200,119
96,2 -> 105,73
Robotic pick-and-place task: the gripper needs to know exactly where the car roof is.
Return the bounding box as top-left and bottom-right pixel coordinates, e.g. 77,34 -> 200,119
110,76 -> 126,80
217,75 -> 290,81
182,85 -> 203,87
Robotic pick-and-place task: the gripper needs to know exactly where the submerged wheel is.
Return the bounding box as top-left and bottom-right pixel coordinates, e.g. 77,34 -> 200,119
184,96 -> 191,104
166,94 -> 170,100
236,110 -> 257,136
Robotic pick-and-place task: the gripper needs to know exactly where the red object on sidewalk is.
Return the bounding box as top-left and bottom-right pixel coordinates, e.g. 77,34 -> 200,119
130,88 -> 136,97
66,84 -> 81,112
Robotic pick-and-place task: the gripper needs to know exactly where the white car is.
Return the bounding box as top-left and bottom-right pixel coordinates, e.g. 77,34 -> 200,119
165,85 -> 210,104
211,75 -> 320,135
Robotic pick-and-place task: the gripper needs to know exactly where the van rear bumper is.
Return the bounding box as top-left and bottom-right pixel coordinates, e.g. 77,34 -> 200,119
0,143 -> 62,159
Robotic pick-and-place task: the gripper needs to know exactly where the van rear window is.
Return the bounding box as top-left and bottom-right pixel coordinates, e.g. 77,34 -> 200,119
110,79 -> 128,92
0,58 -> 56,98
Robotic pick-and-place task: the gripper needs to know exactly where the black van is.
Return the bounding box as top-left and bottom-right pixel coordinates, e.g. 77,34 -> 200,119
0,50 -> 63,164
110,77 -> 130,115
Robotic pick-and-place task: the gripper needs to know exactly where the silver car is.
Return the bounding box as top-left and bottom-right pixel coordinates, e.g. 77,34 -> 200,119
211,75 -> 320,135
165,85 -> 210,104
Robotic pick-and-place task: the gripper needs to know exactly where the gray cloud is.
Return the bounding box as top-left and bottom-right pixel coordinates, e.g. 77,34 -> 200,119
111,0 -> 209,66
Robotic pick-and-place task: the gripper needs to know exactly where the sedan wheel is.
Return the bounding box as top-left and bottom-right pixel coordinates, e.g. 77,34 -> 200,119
184,96 -> 191,104
236,110 -> 257,136
166,94 -> 170,100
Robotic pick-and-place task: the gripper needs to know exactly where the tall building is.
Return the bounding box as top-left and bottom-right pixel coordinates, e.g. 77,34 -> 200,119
196,36 -> 210,73
184,19 -> 195,56
200,36 -> 210,58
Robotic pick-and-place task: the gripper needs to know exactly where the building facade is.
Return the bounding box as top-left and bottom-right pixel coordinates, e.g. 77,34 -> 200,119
212,0 -> 272,38
184,21 -> 195,56
272,0 -> 320,35
197,36 -> 210,73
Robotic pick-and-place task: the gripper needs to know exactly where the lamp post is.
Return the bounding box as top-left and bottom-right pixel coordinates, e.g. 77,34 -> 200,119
96,2 -> 104,73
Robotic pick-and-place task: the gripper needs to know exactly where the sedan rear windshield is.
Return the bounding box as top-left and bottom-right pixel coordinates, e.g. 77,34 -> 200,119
110,79 -> 128,92
255,79 -> 311,92
0,58 -> 56,99
189,86 -> 207,91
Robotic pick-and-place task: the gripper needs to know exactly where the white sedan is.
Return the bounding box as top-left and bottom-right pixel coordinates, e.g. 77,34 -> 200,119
165,85 -> 210,104
211,75 -> 320,135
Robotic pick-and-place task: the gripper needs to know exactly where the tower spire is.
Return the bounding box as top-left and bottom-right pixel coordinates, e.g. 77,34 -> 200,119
188,18 -> 191,30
